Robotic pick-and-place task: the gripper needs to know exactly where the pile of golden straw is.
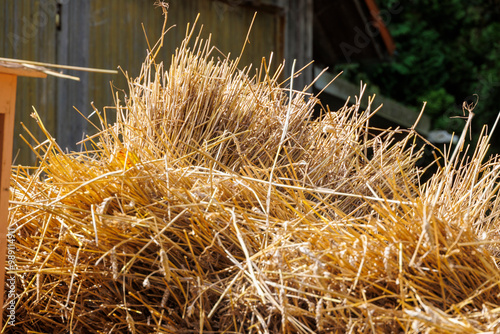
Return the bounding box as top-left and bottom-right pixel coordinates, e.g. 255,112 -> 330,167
7,19 -> 500,334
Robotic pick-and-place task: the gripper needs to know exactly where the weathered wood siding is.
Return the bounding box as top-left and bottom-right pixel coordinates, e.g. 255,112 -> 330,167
285,0 -> 313,90
1,0 -> 58,165
1,0 -> 293,166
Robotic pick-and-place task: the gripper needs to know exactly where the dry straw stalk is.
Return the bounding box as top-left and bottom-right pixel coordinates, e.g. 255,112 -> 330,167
6,7 -> 500,334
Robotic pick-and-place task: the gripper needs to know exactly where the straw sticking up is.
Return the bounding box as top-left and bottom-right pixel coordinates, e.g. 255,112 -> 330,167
6,11 -> 500,334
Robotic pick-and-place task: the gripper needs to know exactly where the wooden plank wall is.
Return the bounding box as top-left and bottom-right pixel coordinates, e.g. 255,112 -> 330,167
78,0 -> 285,152
0,0 -> 58,165
1,0 -> 288,166
285,0 -> 313,90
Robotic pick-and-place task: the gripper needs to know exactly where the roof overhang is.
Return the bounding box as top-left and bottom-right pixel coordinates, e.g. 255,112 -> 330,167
313,0 -> 396,65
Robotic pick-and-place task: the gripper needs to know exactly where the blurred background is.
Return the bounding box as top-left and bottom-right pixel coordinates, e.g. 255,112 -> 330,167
2,0 -> 499,166
334,0 -> 500,160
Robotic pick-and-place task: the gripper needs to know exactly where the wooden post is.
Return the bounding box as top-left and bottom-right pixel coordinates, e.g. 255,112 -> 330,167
0,73 -> 17,331
0,63 -> 46,331
285,0 -> 313,91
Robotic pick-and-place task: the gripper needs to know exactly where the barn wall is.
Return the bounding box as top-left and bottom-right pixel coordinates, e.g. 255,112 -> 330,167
1,0 -> 296,166
1,0 -> 58,165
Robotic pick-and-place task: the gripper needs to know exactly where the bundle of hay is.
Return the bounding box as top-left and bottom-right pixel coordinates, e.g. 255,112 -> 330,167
7,14 -> 500,334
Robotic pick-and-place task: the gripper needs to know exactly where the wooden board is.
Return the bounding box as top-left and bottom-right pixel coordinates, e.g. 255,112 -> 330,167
0,73 -> 18,330
313,66 -> 431,135
0,62 -> 47,78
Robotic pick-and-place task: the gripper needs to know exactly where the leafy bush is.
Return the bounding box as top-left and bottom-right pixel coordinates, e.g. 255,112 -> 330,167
337,0 -> 500,151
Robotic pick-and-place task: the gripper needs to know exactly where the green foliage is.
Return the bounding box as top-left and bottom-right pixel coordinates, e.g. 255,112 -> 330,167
336,0 -> 500,151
